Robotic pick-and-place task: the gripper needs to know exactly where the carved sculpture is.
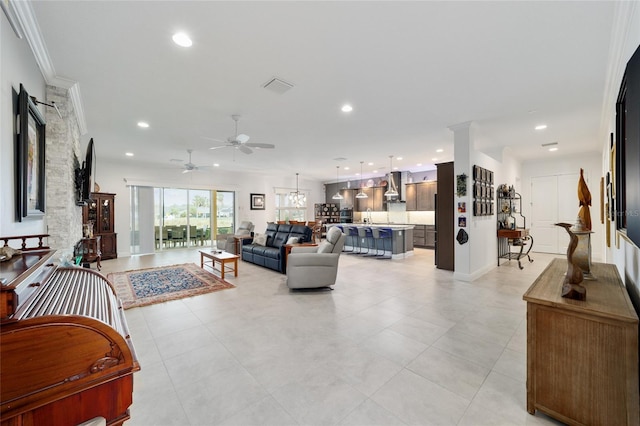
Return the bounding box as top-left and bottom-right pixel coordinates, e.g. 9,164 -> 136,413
555,222 -> 586,300
577,168 -> 592,231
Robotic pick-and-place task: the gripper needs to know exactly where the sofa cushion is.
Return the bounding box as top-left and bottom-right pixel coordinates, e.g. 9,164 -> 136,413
253,233 -> 267,246
317,241 -> 334,253
272,232 -> 290,248
286,236 -> 299,244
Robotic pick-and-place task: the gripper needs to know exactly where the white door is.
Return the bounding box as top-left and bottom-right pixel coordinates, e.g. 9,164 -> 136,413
530,173 -> 579,254
531,176 -> 558,253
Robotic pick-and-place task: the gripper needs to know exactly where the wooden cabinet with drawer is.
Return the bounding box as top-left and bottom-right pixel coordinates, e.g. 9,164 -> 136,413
523,259 -> 639,425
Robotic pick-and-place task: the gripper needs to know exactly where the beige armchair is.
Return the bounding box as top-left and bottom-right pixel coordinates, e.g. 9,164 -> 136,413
286,226 -> 346,289
216,221 -> 254,254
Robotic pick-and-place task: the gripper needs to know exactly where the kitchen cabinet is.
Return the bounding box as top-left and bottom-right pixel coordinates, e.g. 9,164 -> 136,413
417,181 -> 436,211
412,224 -> 436,249
405,181 -> 436,211
425,225 -> 435,248
83,192 -> 117,259
340,188 -> 355,209
405,184 -> 417,211
354,187 -> 387,212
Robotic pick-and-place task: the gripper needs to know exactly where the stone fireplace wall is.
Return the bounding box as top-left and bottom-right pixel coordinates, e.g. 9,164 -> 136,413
45,85 -> 84,251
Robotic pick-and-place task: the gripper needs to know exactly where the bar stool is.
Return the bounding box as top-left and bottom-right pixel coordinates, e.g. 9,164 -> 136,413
358,227 -> 374,255
372,227 -> 392,258
346,226 -> 360,253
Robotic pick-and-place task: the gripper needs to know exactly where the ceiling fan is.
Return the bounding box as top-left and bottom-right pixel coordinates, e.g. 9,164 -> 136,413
206,115 -> 275,155
175,149 -> 209,173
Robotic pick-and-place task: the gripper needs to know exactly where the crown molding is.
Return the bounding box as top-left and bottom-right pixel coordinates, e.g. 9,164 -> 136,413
11,0 -> 88,135
599,1 -> 638,142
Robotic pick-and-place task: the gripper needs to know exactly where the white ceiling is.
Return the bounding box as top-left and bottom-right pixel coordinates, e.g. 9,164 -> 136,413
30,1 -> 616,182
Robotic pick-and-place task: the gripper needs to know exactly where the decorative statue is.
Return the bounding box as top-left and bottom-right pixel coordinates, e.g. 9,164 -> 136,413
577,168 -> 592,231
555,223 -> 586,300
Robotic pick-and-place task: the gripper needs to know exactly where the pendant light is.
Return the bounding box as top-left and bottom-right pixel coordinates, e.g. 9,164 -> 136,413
289,173 -> 306,207
332,166 -> 344,200
355,161 -> 368,199
384,155 -> 399,198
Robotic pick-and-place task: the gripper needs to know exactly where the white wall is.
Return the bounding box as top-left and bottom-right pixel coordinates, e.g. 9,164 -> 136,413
0,12 -> 47,238
97,158 -> 325,257
603,3 -> 640,298
521,152 -> 604,261
468,147 -> 521,278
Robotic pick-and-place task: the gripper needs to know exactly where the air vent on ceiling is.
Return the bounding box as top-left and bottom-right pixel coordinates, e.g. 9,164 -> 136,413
262,77 -> 294,94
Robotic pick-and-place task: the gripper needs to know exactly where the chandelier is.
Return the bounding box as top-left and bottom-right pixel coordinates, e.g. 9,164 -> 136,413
289,173 -> 306,207
384,155 -> 399,198
332,166 -> 344,200
355,161 -> 368,199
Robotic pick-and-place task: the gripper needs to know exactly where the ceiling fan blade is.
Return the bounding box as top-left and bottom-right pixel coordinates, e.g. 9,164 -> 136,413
201,136 -> 227,143
238,145 -> 253,155
245,142 -> 275,149
236,134 -> 250,144
210,145 -> 230,150
182,169 -> 192,174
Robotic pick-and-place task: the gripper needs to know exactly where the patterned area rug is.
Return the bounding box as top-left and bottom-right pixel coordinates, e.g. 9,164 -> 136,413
107,263 -> 235,309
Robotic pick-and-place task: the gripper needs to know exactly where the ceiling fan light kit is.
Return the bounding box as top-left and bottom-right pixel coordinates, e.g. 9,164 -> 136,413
208,115 -> 275,155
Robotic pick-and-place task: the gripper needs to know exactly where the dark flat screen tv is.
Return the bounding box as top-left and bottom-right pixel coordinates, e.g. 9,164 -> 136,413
75,138 -> 94,205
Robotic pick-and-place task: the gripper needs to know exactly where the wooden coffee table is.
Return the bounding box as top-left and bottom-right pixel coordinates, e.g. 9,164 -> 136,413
200,250 -> 239,280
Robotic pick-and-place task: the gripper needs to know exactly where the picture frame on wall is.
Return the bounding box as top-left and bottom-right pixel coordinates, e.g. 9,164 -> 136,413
250,193 -> 265,210
16,84 -> 46,221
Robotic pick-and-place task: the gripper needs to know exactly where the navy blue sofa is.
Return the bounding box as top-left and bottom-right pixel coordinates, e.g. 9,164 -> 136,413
241,223 -> 312,273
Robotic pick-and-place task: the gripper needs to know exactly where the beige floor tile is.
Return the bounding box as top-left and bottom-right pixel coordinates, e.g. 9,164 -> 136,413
102,247 -> 563,425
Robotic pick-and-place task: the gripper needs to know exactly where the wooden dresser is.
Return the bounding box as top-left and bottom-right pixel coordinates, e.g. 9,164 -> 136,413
1,250 -> 139,426
523,259 -> 639,425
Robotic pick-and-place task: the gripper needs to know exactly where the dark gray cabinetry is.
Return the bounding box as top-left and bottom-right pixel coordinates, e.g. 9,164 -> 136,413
405,182 -> 436,211
413,224 -> 436,249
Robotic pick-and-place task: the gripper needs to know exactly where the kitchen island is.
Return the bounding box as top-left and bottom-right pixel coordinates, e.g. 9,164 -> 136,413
326,224 -> 414,259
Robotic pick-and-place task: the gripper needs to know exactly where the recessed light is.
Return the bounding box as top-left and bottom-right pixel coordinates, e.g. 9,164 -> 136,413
137,121 -> 149,128
396,157 -> 403,161
549,147 -> 558,152
417,163 -> 422,167
341,104 -> 353,113
535,124 -> 547,130
393,167 -> 398,170
372,170 -> 378,173
436,148 -> 444,153
367,162 -> 374,166
213,163 -> 220,167
172,32 -> 192,47
125,152 -> 134,157
344,167 -> 350,170
432,158 -> 438,161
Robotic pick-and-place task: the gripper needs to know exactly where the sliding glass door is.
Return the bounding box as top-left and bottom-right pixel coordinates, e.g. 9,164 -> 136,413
130,186 -> 235,254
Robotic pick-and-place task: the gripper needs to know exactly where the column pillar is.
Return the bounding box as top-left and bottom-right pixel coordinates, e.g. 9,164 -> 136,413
449,121 -> 473,280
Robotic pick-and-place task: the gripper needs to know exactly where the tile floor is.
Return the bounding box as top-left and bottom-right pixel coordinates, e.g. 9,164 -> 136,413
100,248 -> 564,426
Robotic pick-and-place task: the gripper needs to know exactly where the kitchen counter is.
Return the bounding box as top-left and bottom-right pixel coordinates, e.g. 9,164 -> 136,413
326,223 -> 413,259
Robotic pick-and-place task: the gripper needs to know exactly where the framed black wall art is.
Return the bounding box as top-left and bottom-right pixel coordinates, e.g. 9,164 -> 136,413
250,193 -> 265,210
16,84 -> 46,220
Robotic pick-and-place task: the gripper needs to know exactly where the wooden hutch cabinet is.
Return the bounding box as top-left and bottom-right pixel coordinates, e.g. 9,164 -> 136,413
83,192 -> 117,259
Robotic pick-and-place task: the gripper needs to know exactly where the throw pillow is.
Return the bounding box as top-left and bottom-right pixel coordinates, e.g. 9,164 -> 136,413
286,237 -> 299,245
253,233 -> 267,246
